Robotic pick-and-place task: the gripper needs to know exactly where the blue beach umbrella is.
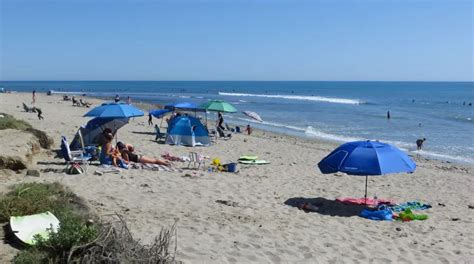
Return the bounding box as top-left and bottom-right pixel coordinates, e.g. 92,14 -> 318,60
149,109 -> 172,119
164,102 -> 205,112
84,102 -> 144,118
317,140 -> 416,203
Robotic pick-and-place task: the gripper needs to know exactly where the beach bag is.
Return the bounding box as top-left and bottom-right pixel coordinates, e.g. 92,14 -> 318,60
223,163 -> 237,172
67,163 -> 84,175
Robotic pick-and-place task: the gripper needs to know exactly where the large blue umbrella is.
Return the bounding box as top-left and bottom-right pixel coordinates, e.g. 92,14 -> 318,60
149,109 -> 172,118
317,140 -> 416,203
84,102 -> 144,118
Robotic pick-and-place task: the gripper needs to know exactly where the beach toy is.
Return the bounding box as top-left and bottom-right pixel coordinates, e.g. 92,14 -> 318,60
10,211 -> 60,245
238,155 -> 258,161
238,160 -> 269,165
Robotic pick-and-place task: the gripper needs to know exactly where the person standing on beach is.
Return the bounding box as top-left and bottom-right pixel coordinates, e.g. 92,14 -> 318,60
32,89 -> 36,104
127,96 -> 131,104
416,138 -> 426,150
148,113 -> 153,126
114,94 -> 120,103
217,112 -> 225,130
387,111 -> 391,120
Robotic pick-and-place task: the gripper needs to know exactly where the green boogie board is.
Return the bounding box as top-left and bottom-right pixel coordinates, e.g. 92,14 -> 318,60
238,155 -> 258,161
238,160 -> 270,165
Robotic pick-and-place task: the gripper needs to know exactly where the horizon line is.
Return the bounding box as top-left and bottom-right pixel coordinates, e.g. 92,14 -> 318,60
1,80 -> 473,83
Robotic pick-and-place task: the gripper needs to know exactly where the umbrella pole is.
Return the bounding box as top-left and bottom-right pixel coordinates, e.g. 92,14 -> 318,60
364,175 -> 368,205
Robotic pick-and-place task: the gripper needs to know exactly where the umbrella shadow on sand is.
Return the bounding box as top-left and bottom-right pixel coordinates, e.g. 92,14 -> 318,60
284,197 -> 366,217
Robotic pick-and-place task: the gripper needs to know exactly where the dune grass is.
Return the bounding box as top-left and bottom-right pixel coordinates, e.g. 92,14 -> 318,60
0,113 -> 32,131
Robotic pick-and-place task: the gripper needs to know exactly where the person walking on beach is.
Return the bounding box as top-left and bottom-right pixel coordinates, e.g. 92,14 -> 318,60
32,89 -> 36,104
416,138 -> 426,150
387,111 -> 391,120
217,112 -> 225,130
34,107 -> 44,120
148,113 -> 153,126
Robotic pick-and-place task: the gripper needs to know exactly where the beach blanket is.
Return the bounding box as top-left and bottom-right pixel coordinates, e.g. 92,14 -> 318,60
135,163 -> 183,172
336,197 -> 395,206
390,201 -> 432,212
162,153 -> 185,162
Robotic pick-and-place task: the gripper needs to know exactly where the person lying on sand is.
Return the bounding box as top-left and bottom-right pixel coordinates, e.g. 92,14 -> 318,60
116,141 -> 170,166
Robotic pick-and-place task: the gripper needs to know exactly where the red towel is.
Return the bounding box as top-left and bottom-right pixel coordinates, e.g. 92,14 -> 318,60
336,197 -> 395,206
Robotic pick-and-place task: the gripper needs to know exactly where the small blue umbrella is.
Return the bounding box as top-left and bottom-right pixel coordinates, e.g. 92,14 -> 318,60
318,140 -> 416,203
84,102 -> 144,118
149,109 -> 172,119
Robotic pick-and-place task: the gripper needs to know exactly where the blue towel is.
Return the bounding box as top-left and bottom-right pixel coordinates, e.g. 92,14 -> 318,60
360,207 -> 393,221
390,201 -> 432,212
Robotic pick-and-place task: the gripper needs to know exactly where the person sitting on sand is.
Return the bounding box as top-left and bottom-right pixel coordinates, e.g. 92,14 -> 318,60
416,138 -> 426,150
116,141 -> 170,166
100,133 -> 125,167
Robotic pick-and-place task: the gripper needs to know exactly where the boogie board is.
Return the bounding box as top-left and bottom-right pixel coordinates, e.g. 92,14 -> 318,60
10,211 -> 60,245
238,155 -> 258,161
238,160 -> 270,165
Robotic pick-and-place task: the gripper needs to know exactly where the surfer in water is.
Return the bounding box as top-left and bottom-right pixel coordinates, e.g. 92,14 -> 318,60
387,111 -> 391,120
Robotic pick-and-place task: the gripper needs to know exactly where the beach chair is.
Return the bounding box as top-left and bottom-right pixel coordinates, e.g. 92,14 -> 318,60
188,152 -> 205,170
155,125 -> 166,143
208,128 -> 218,143
216,126 -> 232,140
60,136 -> 91,170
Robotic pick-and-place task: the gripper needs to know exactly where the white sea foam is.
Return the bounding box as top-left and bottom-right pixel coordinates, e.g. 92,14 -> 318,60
219,92 -> 362,105
304,126 -> 362,142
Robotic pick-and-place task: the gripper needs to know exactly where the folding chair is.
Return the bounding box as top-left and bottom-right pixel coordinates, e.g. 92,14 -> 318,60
155,125 -> 167,143
187,152 -> 206,170
60,136 -> 91,171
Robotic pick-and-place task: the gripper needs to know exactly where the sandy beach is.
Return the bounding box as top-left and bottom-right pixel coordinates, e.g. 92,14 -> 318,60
0,92 -> 473,263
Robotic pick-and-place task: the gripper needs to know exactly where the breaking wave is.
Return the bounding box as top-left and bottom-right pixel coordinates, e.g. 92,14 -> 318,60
218,92 -> 362,105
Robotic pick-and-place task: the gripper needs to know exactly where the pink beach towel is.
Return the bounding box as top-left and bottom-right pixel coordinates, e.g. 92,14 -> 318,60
336,197 -> 395,206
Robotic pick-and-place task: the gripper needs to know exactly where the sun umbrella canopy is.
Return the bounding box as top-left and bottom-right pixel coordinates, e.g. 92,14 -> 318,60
200,100 -> 237,113
84,102 -> 144,118
149,109 -> 172,118
164,102 -> 205,112
243,110 -> 263,122
318,140 -> 416,175
317,140 -> 416,203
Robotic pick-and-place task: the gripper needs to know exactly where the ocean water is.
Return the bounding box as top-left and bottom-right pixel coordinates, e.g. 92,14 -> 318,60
1,81 -> 473,164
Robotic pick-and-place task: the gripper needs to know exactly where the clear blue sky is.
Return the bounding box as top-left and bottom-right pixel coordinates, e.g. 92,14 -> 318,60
0,0 -> 472,81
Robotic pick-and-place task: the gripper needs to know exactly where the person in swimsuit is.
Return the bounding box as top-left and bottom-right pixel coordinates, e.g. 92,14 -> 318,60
116,142 -> 170,166
100,133 -> 124,167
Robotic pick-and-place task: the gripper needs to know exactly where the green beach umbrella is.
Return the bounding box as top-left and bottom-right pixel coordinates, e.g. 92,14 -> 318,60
200,100 -> 237,113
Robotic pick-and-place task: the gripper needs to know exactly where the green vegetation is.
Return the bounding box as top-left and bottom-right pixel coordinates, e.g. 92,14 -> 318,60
0,182 -> 83,222
0,182 -> 179,263
0,113 -> 53,149
0,113 -> 32,131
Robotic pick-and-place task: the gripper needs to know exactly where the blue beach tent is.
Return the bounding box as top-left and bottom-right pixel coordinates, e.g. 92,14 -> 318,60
166,116 -> 210,146
70,117 -> 129,150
